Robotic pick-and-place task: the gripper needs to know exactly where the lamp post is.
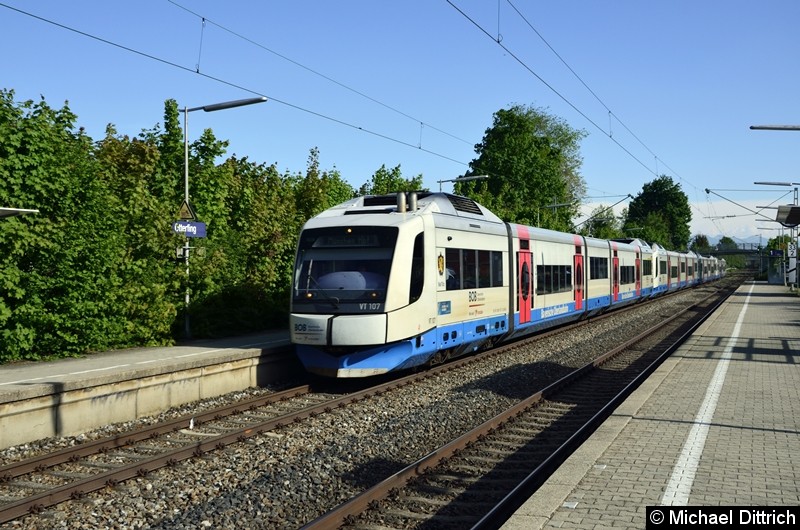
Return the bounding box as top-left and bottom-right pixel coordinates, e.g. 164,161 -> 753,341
437,174 -> 489,192
750,124 -> 800,289
182,96 -> 267,339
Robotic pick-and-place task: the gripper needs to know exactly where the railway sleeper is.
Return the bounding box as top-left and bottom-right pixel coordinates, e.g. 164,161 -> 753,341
492,431 -> 547,443
3,479 -> 53,492
382,508 -> 479,523
46,470 -> 94,481
397,494 -> 450,506
422,473 -> 478,488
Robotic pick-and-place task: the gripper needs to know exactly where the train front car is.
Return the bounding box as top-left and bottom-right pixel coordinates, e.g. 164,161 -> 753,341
289,192 -> 509,377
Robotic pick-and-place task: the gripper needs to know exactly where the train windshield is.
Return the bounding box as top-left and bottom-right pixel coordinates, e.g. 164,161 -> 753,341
293,226 -> 397,308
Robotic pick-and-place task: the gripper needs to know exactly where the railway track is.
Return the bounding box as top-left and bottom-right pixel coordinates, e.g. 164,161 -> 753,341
0,276 -> 743,527
303,278 -> 741,529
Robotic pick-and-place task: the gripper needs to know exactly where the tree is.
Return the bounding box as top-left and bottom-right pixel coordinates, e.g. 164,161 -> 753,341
456,104 -> 586,230
358,164 -> 424,196
95,126 -> 177,345
0,90 -> 137,360
716,236 -> 746,269
294,147 -> 356,221
766,233 -> 791,253
717,236 -> 738,250
689,234 -> 712,254
579,205 -> 623,240
623,176 -> 691,249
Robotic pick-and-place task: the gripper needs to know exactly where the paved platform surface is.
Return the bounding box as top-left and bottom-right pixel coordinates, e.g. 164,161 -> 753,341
503,281 -> 800,529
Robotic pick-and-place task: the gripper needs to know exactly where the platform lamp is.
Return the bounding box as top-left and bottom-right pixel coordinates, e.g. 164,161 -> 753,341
437,174 -> 489,192
182,96 -> 267,339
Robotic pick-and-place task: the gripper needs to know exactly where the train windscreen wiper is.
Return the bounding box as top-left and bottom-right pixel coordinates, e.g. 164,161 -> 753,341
306,273 -> 340,309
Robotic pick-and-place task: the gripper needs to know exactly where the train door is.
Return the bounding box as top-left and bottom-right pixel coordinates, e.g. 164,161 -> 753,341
573,253 -> 584,310
518,250 -> 532,324
612,255 -> 620,302
666,256 -> 671,289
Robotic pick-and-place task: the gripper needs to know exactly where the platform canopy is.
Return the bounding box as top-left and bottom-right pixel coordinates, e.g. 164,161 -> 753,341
776,205 -> 800,228
0,208 -> 39,219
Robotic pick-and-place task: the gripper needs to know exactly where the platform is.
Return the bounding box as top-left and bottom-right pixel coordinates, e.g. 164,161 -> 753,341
502,281 -> 800,529
0,331 -> 293,449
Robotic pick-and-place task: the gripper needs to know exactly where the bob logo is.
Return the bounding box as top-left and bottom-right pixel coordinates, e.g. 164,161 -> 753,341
438,253 -> 445,276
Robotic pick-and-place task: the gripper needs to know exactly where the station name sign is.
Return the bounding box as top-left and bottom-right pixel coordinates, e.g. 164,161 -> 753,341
172,221 -> 206,238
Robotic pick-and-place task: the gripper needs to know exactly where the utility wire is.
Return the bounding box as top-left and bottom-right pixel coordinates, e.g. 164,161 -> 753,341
167,0 -> 474,147
445,0 -> 657,179
508,0 -> 699,191
0,2 -> 470,169
455,0 -> 723,224
455,1 -> 707,200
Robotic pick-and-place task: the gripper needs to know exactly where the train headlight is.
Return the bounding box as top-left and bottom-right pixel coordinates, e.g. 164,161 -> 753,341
305,292 -> 314,299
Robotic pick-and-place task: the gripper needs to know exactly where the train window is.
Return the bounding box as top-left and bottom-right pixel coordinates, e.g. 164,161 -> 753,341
642,260 -> 653,276
292,226 -> 397,308
464,250 -> 478,288
681,262 -> 686,273
446,249 -> 504,290
521,262 -> 530,301
409,233 -> 424,304
446,248 -> 461,290
590,257 -> 608,280
478,250 -> 491,288
659,261 -> 667,275
670,266 -> 679,278
491,251 -> 503,287
620,265 -> 636,285
536,264 -> 572,295
687,265 -> 694,277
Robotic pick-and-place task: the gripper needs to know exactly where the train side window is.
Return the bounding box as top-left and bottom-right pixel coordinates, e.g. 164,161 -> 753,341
446,248 -> 461,290
590,257 -> 608,280
491,251 -> 503,287
409,233 -> 424,303
521,261 -> 530,301
536,265 -> 546,295
477,250 -> 491,288
620,265 -> 635,284
463,250 -> 478,288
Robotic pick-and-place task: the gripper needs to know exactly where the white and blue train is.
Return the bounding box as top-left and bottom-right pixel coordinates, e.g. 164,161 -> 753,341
290,192 -> 725,377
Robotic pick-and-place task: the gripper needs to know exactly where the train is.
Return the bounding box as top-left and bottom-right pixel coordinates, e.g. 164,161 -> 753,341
289,192 -> 725,377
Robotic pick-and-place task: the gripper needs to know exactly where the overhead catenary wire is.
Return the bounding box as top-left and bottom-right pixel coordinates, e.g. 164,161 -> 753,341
3,0 -> 681,196
450,0 -> 718,224
0,1 -> 470,169
168,0 -> 474,148
2,0 -> 740,236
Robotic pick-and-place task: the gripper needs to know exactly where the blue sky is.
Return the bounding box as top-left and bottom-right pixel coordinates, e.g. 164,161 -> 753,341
1,1 -> 798,242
